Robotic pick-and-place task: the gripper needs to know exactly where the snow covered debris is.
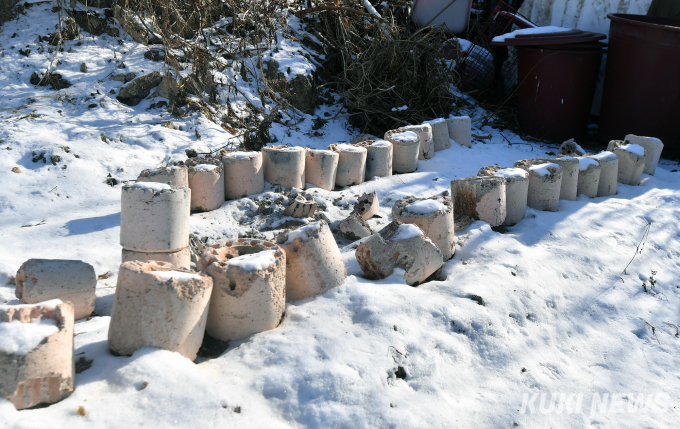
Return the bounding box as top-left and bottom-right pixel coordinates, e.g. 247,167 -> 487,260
0,318 -> 58,355
405,199 -> 447,214
492,26 -> 571,42
227,250 -> 278,273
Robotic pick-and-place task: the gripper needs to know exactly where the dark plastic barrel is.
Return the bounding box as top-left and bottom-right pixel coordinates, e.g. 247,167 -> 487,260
599,14 -> 680,156
517,47 -> 604,142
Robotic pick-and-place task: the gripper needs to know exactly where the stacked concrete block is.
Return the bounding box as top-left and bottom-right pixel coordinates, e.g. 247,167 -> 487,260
357,140 -> 393,179
576,157 -> 601,198
262,145 -> 306,189
384,129 -> 420,174
328,143 -> 367,187
445,116 -> 471,148
607,140 -> 647,186
221,151 -> 265,200
450,176 -> 506,227
305,149 -> 338,191
587,151 -> 618,196
198,239 -> 286,341
423,118 -> 451,151
120,182 -> 191,269
137,165 -> 189,187
403,124 -> 435,159
0,300 -> 74,410
478,166 -> 529,226
276,221 -> 347,300
15,259 -> 96,320
514,161 -> 563,212
392,196 -> 455,260
108,261 -> 213,360
624,134 -> 664,175
186,158 -> 225,212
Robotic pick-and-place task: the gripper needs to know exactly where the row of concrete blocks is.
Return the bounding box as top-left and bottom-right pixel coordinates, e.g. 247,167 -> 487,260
451,136 -> 664,227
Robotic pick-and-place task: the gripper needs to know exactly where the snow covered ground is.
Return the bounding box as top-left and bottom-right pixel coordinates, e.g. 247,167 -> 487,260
2,3 -> 680,428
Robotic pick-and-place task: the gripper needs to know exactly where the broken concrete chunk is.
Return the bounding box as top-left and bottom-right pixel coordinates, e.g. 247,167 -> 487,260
392,195 -> 455,260
558,138 -> 586,157
15,259 -> 96,320
337,212 -> 372,240
117,71 -> 163,106
355,222 -> 443,285
450,176 -> 506,227
0,300 -> 74,410
355,191 -> 379,221
284,195 -> 317,218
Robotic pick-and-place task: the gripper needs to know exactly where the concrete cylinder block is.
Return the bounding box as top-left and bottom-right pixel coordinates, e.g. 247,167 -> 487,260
607,140 -> 647,186
478,166 -> 529,226
424,118 -> 451,151
187,159 -> 225,212
392,196 -> 455,260
384,129 -> 420,174
197,239 -> 286,341
328,143 -> 367,187
576,157 -> 601,198
15,259 -> 95,320
107,261 -> 213,360
222,151 -> 265,200
514,161 -> 563,212
587,151 -> 618,196
121,247 -> 191,270
276,221 -> 347,301
403,124 -> 435,159
357,140 -> 393,179
450,176 -> 506,226
445,116 -> 471,148
355,222 -> 443,286
137,165 -> 189,187
0,300 -> 74,410
624,134 -> 663,175
350,133 -> 379,144
262,145 -> 306,189
305,149 -> 338,191
120,182 -> 191,252
517,157 -> 578,201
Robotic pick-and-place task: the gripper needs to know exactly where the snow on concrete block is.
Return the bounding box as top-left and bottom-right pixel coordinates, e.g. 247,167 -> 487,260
517,158 -> 578,201
276,220 -> 347,301
337,212 -> 373,240
450,176 -> 506,227
576,157 -> 601,198
355,222 -> 443,286
357,140 -> 393,179
198,239 -> 286,341
221,151 -> 265,200
624,134 -> 663,176
350,133 -> 379,144
514,161 -> 563,212
445,116 -> 471,148
355,191 -> 379,221
120,183 -> 190,252
558,138 -> 586,157
328,143 -> 367,187
384,129 -> 420,174
15,259 -> 95,321
392,196 -> 455,260
587,151 -> 618,196
121,248 -> 191,270
262,145 -> 306,189
283,195 -> 317,218
305,149 -> 338,191
107,261 -> 212,360
403,124 -> 435,159
607,140 -> 646,186
0,300 -> 74,410
423,118 -> 451,151
137,165 -> 189,188
187,159 -> 225,212
478,166 -> 529,226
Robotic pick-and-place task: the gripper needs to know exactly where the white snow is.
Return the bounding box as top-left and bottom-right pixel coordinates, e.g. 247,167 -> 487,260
405,199 -> 447,214
284,222 -> 321,244
423,118 -> 446,125
150,271 -> 203,283
190,164 -> 219,172
0,317 -> 59,355
392,224 -> 424,241
590,151 -> 618,161
492,26 -> 572,43
307,149 -> 335,155
529,162 -> 559,176
227,250 -> 277,272
267,146 -> 305,152
391,105 -> 408,112
574,142 -> 586,154
333,143 -> 365,152
370,140 -> 392,147
620,144 -> 646,157
577,157 -> 599,170
129,182 -> 173,191
223,151 -> 258,159
492,167 -> 529,179
389,131 -> 418,142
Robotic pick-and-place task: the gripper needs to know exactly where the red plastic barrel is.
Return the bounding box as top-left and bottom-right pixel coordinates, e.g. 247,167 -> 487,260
599,14 -> 680,156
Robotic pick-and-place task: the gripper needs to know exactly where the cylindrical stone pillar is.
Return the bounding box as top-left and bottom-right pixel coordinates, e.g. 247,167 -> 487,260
187,159 -> 225,212
450,176 -> 506,226
305,149 -> 338,191
423,118 -> 451,151
403,124 -> 435,160
587,151 -> 618,196
198,239 -> 286,341
519,157 -> 578,201
120,183 -> 190,252
576,157 -> 601,198
607,140 -> 647,186
392,196 -> 455,260
445,116 -> 471,148
514,161 -> 563,212
121,248 -> 191,270
478,166 -> 529,226
107,261 -> 213,360
15,259 -> 96,320
276,220 -> 347,301
137,165 -> 188,187
384,129 -> 420,174
222,151 -> 265,200
262,145 -> 306,189
625,134 -> 663,175
328,143 -> 367,187
358,140 -> 393,179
